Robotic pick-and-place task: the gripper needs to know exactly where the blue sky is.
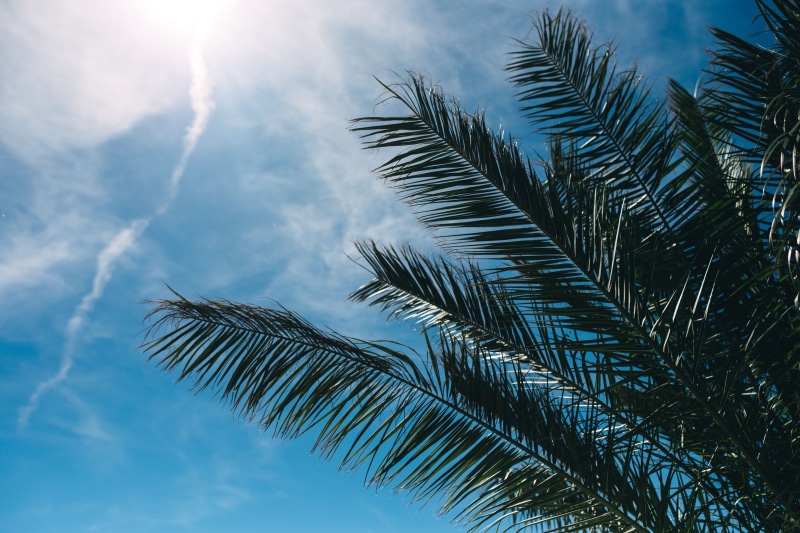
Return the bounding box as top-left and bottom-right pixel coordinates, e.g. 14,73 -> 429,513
1,1 -> 760,531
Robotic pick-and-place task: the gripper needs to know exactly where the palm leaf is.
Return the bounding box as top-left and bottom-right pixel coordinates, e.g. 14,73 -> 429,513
144,292 -> 666,532
705,0 -> 800,290
505,9 -> 678,239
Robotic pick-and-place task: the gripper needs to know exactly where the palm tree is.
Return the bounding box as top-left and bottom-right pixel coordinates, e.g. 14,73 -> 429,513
143,2 -> 800,531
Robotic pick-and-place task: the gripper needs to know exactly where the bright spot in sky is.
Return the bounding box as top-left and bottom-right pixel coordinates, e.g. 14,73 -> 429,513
144,0 -> 231,37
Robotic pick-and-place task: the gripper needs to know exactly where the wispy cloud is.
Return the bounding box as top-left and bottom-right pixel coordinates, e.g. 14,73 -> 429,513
0,0 -> 192,321
195,0 -> 529,318
165,30 -> 215,205
16,218 -> 149,429
0,0 -> 188,162
17,24 -> 217,430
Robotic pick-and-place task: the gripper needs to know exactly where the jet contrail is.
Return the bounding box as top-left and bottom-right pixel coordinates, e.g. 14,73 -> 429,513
163,30 -> 215,208
17,218 -> 149,429
18,27 -> 216,430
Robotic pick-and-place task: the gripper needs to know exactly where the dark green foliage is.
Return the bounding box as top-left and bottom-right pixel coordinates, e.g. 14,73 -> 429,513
143,2 -> 800,531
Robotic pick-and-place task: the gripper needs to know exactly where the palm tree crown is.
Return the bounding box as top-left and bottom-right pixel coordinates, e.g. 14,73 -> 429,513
144,2 -> 800,531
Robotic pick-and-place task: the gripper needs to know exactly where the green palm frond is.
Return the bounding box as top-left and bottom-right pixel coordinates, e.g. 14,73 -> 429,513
705,0 -> 800,286
506,9 -> 678,237
351,78 -> 656,359
347,242 -> 746,530
144,293 -> 661,532
350,241 -> 541,358
349,30 -> 774,508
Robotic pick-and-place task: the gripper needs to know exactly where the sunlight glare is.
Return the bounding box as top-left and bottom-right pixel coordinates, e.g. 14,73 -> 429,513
145,0 -> 231,38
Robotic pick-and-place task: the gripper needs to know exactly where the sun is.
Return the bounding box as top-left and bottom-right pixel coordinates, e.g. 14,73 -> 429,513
144,0 -> 231,39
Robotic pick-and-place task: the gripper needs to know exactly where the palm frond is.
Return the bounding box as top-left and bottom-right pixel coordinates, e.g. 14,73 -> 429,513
705,0 -> 800,288
351,77 -> 662,361
143,292 -> 667,532
506,9 -> 679,240
355,243 -> 766,529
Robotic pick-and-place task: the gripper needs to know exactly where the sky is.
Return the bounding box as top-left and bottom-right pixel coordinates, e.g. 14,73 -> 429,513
0,1 -> 762,532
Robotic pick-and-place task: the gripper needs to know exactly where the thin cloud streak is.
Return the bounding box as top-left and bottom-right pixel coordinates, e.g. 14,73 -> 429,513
165,31 -> 215,205
17,28 -> 216,430
16,218 -> 149,429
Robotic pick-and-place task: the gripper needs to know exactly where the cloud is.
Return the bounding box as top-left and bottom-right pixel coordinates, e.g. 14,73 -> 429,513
165,22 -> 217,202
11,0 -> 734,435
17,217 -> 149,429
179,0 -> 533,309
0,0 -> 196,318
16,14 -> 218,429
0,0 -> 728,331
0,0 -> 191,162
65,219 -> 152,339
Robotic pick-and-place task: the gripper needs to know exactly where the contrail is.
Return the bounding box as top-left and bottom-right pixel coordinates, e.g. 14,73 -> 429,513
18,27 -> 216,430
17,219 -> 149,429
163,29 -> 215,209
